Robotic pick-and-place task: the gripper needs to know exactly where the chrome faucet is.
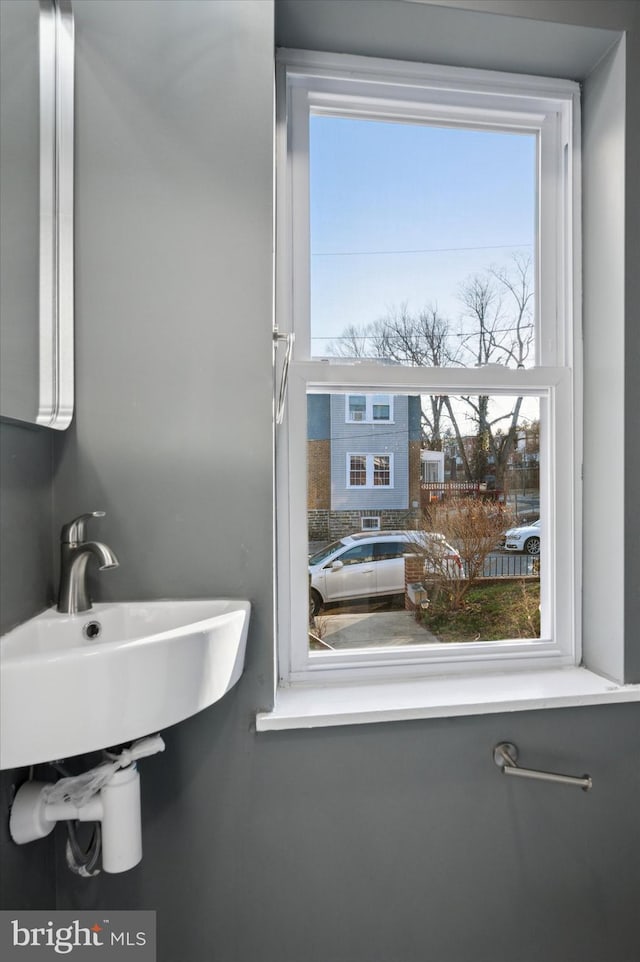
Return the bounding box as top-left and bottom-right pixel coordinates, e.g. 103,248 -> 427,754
57,512 -> 119,614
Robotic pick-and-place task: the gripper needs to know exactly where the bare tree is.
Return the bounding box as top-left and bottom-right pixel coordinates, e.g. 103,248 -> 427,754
457,255 -> 535,487
407,500 -> 513,610
327,303 -> 467,458
326,254 -> 535,487
326,322 -> 374,359
490,252 -> 535,370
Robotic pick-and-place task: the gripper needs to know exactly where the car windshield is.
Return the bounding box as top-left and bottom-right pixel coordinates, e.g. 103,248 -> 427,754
308,540 -> 345,565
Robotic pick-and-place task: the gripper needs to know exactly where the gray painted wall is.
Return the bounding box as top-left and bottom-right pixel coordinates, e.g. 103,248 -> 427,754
0,768 -> 56,911
0,422 -> 54,633
275,0 -> 622,79
1,1 -> 638,959
0,422 -> 56,910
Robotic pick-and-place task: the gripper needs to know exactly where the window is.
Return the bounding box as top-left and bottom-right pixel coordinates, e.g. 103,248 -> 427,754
274,48 -> 580,690
347,453 -> 393,489
348,454 -> 367,487
373,456 -> 390,487
338,544 -> 375,566
420,456 -> 442,484
374,541 -> 405,561
361,516 -> 381,531
346,394 -> 393,423
347,395 -> 366,422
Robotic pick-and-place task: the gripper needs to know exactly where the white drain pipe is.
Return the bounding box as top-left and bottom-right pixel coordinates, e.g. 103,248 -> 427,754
10,735 -> 164,873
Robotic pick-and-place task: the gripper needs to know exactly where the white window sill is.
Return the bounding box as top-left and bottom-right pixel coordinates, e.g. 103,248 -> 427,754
256,668 -> 640,731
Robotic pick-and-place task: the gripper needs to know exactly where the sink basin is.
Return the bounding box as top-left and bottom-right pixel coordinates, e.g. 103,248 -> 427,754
0,599 -> 250,770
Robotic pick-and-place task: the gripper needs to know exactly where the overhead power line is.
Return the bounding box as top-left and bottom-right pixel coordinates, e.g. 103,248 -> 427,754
311,243 -> 533,257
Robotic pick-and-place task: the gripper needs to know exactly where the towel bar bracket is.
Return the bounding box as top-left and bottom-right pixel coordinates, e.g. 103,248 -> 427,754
493,742 -> 592,792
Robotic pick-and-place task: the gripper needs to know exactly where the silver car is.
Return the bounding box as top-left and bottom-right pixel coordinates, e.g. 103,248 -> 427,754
308,530 -> 462,616
504,518 -> 541,555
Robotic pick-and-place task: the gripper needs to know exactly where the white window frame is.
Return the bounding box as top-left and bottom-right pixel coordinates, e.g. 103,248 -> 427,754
274,48 -> 581,689
361,516 -> 381,531
346,394 -> 394,424
346,452 -> 394,489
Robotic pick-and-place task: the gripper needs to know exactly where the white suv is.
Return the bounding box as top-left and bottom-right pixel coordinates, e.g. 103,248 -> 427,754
308,530 -> 462,616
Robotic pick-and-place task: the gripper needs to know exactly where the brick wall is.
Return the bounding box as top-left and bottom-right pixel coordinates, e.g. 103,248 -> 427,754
308,508 -> 419,542
404,552 -> 425,611
307,440 -> 330,510
409,439 -> 421,509
308,509 -> 330,541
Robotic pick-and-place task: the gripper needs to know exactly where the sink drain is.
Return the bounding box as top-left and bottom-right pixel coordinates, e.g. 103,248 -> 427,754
82,620 -> 102,640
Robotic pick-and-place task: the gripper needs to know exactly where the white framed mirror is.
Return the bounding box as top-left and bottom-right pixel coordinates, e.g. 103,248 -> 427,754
0,0 -> 74,429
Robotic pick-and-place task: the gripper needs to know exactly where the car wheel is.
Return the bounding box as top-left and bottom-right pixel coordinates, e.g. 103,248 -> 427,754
309,588 -> 323,617
524,536 -> 540,556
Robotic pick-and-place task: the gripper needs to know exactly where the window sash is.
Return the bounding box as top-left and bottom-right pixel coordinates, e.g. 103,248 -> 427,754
282,49 -> 577,371
279,368 -> 575,681
348,454 -> 367,486
347,395 -> 366,421
373,456 -> 390,486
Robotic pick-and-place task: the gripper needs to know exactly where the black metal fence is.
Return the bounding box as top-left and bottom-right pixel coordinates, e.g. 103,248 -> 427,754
474,554 -> 539,579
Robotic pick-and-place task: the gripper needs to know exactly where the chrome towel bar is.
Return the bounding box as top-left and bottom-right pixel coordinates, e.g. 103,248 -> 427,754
493,742 -> 592,791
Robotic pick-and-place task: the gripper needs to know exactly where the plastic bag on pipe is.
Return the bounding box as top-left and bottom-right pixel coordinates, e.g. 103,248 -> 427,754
43,735 -> 165,808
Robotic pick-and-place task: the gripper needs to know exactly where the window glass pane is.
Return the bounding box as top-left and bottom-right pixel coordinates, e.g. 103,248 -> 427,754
338,545 -> 375,565
372,395 -> 391,420
374,542 -> 406,561
307,392 -> 541,651
309,116 -> 537,368
361,517 -> 381,531
347,395 -> 366,421
309,540 -> 344,566
373,456 -> 391,486
349,455 -> 367,486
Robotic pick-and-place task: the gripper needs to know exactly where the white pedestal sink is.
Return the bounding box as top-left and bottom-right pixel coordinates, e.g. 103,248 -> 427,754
0,599 -> 250,770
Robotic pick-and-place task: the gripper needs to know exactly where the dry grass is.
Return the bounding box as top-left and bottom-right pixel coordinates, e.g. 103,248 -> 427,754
421,580 -> 540,642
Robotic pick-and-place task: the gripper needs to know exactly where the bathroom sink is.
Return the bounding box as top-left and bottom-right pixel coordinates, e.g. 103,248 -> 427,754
0,599 -> 250,769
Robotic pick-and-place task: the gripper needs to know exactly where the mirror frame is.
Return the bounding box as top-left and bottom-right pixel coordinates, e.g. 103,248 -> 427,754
37,0 -> 74,429
1,0 -> 75,429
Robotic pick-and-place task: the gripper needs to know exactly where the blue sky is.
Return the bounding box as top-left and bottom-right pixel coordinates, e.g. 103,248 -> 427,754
309,115 -> 536,356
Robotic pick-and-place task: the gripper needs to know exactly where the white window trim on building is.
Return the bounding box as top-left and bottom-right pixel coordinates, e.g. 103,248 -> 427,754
361,517 -> 381,531
262,47 -> 640,729
421,451 -> 444,484
346,394 -> 394,424
347,453 -> 394,489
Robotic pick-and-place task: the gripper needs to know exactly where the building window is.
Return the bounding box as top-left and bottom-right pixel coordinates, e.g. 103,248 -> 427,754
361,516 -> 381,531
275,48 -> 579,686
348,454 -> 367,487
373,455 -> 391,487
372,398 -> 391,421
347,453 -> 393,489
346,394 -> 392,423
347,395 -> 366,421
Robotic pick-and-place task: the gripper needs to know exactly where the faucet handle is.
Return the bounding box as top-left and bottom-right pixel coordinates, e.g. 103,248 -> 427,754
61,511 -> 107,544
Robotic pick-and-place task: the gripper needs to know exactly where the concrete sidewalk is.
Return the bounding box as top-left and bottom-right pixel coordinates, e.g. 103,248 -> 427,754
315,610 -> 441,649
